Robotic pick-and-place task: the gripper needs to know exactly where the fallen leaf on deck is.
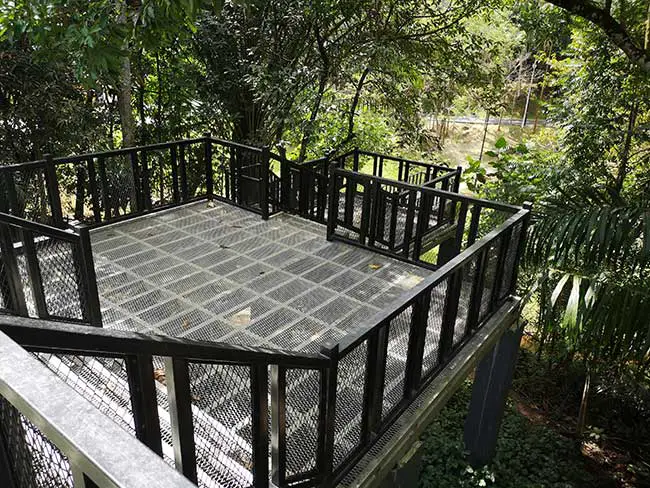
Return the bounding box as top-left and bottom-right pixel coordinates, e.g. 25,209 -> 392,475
369,263 -> 382,270
153,368 -> 166,384
230,307 -> 251,327
207,201 -> 216,208
182,318 -> 190,330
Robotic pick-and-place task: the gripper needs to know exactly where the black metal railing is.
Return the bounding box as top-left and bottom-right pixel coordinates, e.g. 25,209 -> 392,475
0,135 -> 530,488
0,316 -> 329,488
318,206 -> 530,486
0,329 -> 197,488
327,167 -> 519,268
0,212 -> 101,326
0,135 -> 273,228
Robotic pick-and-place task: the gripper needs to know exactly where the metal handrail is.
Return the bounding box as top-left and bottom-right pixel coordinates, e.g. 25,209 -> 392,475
0,330 -> 197,488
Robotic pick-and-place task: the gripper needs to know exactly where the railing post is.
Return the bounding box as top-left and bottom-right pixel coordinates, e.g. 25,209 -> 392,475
19,229 -> 48,318
251,363 -> 269,488
86,158 -> 101,223
353,147 -> 360,172
404,291 -> 432,397
165,357 -> 198,484
141,150 -> 152,210
129,150 -> 142,213
44,155 -> 64,227
260,146 -> 270,220
326,164 -> 339,240
279,147 -> 290,210
0,224 -> 27,316
126,354 -> 163,456
170,145 -> 180,204
318,344 -> 339,485
97,156 -> 111,221
203,133 -> 214,200
77,225 -> 103,327
438,270 -> 462,363
361,324 -> 388,442
465,248 -> 488,332
270,364 -> 286,486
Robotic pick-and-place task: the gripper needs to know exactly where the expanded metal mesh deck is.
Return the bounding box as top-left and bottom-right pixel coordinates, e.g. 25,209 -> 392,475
92,201 -> 429,352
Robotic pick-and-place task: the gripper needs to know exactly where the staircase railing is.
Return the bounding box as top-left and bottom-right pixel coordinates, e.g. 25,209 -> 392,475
0,329 -> 197,488
0,212 -> 101,326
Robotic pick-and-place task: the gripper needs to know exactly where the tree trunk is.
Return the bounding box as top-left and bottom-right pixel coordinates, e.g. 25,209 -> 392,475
117,55 -> 136,148
341,67 -> 370,147
478,111 -> 490,161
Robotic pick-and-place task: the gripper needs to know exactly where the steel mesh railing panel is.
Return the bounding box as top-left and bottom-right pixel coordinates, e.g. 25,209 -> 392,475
454,256 -> 479,346
35,236 -> 85,321
381,306 -> 413,419
99,154 -> 137,218
33,353 -> 135,435
285,368 -> 321,477
212,143 -> 232,199
5,167 -> 53,224
56,161 -> 93,223
479,238 -> 501,323
421,279 -> 448,378
333,340 -> 367,468
0,396 -> 74,488
147,150 -> 175,207
498,222 -> 522,301
187,362 -> 254,488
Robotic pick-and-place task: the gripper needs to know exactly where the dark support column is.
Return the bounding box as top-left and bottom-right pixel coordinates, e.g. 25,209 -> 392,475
251,364 -> 269,488
44,155 -> 64,227
464,321 -> 524,467
203,133 -> 213,200
260,146 -> 270,220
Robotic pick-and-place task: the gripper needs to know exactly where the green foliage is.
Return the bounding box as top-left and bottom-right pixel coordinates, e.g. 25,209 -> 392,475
420,382 -> 596,488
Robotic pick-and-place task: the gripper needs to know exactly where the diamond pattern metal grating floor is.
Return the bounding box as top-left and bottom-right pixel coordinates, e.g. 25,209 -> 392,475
92,201 -> 429,352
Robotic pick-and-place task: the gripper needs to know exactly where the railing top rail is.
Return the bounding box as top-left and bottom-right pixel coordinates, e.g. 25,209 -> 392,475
353,149 -> 454,173
335,208 -> 529,354
0,316 -> 329,369
0,330 -> 196,488
333,167 -> 520,214
0,136 -> 264,172
423,168 -> 462,186
0,211 -> 79,241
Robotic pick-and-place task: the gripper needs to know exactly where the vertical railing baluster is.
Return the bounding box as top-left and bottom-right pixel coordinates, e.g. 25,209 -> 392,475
129,150 -> 141,213
389,191 -> 398,250
361,324 -> 388,442
344,177 -> 355,227
97,156 -> 111,221
402,190 -> 417,259
465,248 -> 488,333
179,144 -> 189,201
76,225 -> 102,327
326,165 -> 339,240
0,224 -> 27,316
141,150 -> 152,210
404,291 -> 432,396
270,364 -> 286,487
438,270 -> 462,363
467,205 -> 482,246
279,148 -> 290,210
86,158 -> 101,223
126,354 -> 163,456
251,363 -> 269,488
260,146 -> 270,220
359,179 -> 372,245
318,344 -> 339,485
170,145 -> 180,204
19,229 -> 48,318
44,155 -> 64,227
203,133 -> 213,200
165,357 -> 198,484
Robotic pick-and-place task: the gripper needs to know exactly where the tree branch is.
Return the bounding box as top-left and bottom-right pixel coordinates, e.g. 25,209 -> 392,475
545,0 -> 650,73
